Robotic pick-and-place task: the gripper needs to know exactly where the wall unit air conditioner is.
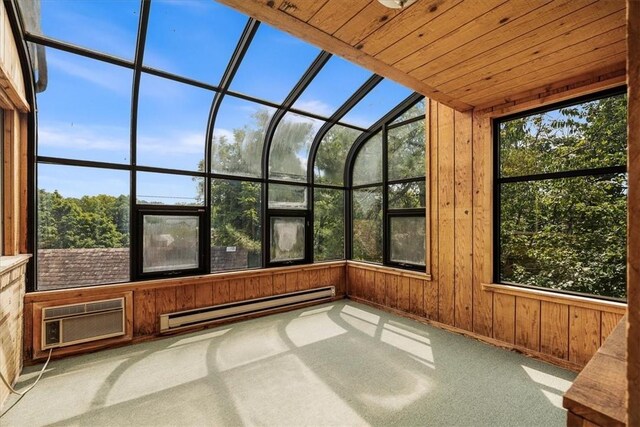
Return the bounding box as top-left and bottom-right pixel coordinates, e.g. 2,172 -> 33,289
41,297 -> 125,350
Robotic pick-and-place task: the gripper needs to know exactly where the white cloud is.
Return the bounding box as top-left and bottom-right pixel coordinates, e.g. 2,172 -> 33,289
39,122 -> 129,152
47,53 -> 129,95
294,99 -> 334,118
212,128 -> 234,143
137,131 -> 205,155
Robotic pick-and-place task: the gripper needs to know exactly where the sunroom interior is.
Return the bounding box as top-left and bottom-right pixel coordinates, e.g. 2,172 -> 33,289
0,0 -> 638,425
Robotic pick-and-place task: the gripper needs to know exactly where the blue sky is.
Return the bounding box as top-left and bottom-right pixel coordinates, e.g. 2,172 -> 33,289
34,0 -> 418,199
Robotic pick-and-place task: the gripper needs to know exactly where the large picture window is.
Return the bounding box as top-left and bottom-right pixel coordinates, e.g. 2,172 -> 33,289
495,89 -> 627,300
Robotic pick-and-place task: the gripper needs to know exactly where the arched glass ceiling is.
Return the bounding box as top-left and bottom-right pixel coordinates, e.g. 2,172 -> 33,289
211,95 -> 277,178
269,113 -> 325,182
37,47 -> 132,164
391,98 -> 426,124
229,23 -> 321,103
341,80 -> 413,128
314,125 -> 361,186
143,1 -> 247,84
353,132 -> 383,186
292,56 -> 372,118
30,0 -> 140,59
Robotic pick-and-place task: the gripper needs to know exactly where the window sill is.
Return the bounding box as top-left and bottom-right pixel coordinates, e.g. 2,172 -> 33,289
347,260 -> 432,281
481,283 -> 626,314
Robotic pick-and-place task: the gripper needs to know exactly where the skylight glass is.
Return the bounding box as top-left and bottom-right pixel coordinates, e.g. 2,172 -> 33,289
144,1 -> 247,84
341,79 -> 413,128
36,48 -> 132,164
314,125 -> 361,186
229,23 -> 320,103
34,0 -> 139,59
391,98 -> 426,124
137,73 -> 213,172
292,56 -> 372,118
269,113 -> 325,182
211,95 -> 277,178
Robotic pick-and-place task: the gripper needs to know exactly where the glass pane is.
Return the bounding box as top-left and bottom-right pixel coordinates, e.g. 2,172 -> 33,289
212,96 -> 276,178
137,73 -> 212,171
269,113 -> 324,182
137,172 -> 204,206
26,0 -> 139,58
37,48 -> 132,164
144,1 -> 247,83
352,187 -> 382,263
352,133 -> 382,186
211,179 -> 261,272
391,99 -> 426,124
390,216 -> 426,266
500,173 -> 627,299
270,217 -> 305,262
314,125 -> 360,186
230,24 -> 320,103
500,93 -> 627,177
37,164 -> 130,290
341,79 -> 413,128
314,189 -> 344,261
388,119 -> 426,181
268,184 -> 307,210
292,56 -> 371,118
388,181 -> 426,209
143,215 -> 200,273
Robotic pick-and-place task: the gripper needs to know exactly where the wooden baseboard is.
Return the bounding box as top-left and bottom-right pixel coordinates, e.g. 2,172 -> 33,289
348,295 -> 583,373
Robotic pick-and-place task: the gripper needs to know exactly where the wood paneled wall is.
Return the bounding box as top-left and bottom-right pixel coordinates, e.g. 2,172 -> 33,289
23,262 -> 346,362
347,85 -> 627,371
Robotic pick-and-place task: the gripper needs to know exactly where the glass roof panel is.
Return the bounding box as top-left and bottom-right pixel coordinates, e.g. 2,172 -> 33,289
33,0 -> 139,59
37,48 -> 132,164
352,132 -> 383,186
314,125 -> 361,186
144,1 -> 247,84
229,23 -> 320,103
269,113 -> 325,182
391,98 -> 426,124
137,73 -> 213,172
211,95 -> 277,178
292,56 -> 371,118
341,79 -> 413,128
137,171 -> 204,206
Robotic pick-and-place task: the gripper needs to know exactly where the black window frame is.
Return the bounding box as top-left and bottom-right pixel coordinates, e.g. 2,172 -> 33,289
266,208 -> 311,267
135,205 -> 208,280
492,86 -> 628,302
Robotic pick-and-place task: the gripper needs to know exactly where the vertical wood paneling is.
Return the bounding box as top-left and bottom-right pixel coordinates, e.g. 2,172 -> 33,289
310,269 -> 320,290
375,272 -> 385,305
214,280 -> 230,305
176,285 -> 196,311
385,274 -> 398,308
600,311 -> 623,345
424,280 -> 438,320
230,278 -> 245,302
569,307 -> 600,366
285,272 -> 298,293
428,102 -> 440,323
298,269 -> 310,290
454,109 -> 473,331
540,301 -> 569,360
245,276 -> 260,299
134,289 -> 156,336
259,275 -> 273,298
437,104 -> 455,326
398,276 -> 411,312
471,111 -> 493,337
347,265 -> 356,295
273,273 -> 286,295
493,293 -> 515,344
195,282 -> 214,308
155,287 -> 176,315
515,297 -> 541,352
409,278 -> 424,316
365,270 -> 375,301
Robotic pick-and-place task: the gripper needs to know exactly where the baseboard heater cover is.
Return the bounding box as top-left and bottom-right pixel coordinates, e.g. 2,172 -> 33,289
160,286 -> 335,332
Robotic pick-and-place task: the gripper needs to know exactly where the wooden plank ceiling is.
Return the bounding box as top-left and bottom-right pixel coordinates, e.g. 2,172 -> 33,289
216,0 -> 627,112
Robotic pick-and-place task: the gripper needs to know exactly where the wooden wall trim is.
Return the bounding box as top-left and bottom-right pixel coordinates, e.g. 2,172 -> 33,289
25,261 -> 346,303
482,284 -> 627,316
627,0 -> 639,424
346,261 -> 431,281
0,2 -> 29,112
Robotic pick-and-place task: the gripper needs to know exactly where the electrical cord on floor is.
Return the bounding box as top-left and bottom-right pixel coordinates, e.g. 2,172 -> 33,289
0,348 -> 53,419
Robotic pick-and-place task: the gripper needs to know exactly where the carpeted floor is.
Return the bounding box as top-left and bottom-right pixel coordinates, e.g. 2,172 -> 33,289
2,300 -> 576,426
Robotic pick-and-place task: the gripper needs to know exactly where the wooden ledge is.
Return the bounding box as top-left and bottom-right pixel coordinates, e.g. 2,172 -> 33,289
346,261 -> 432,281
0,254 -> 31,276
482,283 -> 626,315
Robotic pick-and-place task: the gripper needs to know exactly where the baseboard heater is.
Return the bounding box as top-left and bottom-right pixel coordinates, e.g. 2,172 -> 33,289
160,286 -> 336,333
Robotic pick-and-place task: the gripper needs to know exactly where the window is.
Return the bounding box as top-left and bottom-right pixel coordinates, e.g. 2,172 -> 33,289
495,90 -> 627,300
349,98 -> 427,270
314,188 -> 344,261
269,216 -> 306,263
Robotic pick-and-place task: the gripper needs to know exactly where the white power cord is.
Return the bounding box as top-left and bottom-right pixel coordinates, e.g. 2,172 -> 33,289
0,348 -> 53,418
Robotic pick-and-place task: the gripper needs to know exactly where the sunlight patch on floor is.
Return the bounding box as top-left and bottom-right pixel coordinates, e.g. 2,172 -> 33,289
521,365 -> 573,392
215,324 -> 290,372
286,312 -> 347,347
167,328 -> 231,348
380,325 -> 434,364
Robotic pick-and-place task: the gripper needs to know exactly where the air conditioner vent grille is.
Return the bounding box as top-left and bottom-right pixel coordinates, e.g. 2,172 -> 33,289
43,298 -> 124,320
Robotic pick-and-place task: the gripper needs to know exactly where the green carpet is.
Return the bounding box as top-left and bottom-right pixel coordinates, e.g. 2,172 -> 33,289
2,300 -> 576,426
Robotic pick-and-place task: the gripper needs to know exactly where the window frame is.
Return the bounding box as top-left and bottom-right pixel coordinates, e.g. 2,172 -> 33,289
266,208 -> 311,267
492,86 -> 628,302
135,205 -> 208,280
